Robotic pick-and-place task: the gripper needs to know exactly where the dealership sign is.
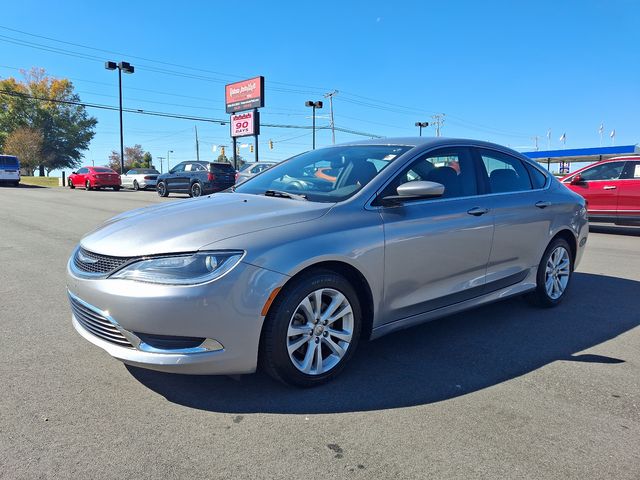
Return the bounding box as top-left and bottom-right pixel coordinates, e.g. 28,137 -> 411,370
230,111 -> 260,138
225,76 -> 265,113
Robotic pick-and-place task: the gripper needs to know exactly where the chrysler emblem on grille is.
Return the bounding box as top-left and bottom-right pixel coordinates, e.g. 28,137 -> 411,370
77,250 -> 99,264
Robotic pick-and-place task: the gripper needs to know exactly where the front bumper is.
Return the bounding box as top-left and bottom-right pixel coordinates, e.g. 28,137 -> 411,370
67,257 -> 287,374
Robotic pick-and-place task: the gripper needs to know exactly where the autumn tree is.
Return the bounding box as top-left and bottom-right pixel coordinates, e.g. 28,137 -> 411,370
0,68 -> 97,176
108,144 -> 152,173
2,127 -> 44,176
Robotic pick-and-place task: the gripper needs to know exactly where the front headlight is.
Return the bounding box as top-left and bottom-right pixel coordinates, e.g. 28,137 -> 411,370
110,251 -> 244,285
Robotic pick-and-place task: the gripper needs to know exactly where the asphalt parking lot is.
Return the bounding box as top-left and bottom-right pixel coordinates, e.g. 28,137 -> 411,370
0,185 -> 638,479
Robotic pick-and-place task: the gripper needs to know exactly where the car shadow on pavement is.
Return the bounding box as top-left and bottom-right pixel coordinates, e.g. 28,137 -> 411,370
127,272 -> 640,414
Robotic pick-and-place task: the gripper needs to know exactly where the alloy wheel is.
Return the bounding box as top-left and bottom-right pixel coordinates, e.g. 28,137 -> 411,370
545,246 -> 570,300
286,288 -> 354,375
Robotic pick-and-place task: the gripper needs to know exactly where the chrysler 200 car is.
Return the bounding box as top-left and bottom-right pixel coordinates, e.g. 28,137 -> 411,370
67,138 -> 588,387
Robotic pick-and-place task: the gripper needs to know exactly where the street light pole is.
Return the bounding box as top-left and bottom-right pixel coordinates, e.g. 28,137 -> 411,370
415,121 -> 429,137
305,100 -> 323,150
167,150 -> 174,171
105,61 -> 134,174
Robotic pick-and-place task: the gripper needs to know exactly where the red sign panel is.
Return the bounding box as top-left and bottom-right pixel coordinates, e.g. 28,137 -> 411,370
225,76 -> 264,113
230,111 -> 260,138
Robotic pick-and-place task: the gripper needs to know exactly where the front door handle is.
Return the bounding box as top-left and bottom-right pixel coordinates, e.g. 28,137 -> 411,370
467,207 -> 489,216
535,201 -> 552,209
603,185 -> 617,190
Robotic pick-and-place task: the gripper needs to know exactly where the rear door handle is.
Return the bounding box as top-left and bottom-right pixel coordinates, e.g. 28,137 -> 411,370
535,201 -> 552,209
603,185 -> 617,190
467,207 -> 489,216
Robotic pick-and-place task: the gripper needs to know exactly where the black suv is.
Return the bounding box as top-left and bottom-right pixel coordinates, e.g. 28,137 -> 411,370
156,161 -> 236,197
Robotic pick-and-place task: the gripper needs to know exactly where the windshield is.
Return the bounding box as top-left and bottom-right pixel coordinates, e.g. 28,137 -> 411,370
234,145 -> 411,202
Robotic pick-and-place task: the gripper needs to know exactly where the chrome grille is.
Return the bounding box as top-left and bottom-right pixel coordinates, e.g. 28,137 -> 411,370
69,294 -> 134,348
73,247 -> 133,275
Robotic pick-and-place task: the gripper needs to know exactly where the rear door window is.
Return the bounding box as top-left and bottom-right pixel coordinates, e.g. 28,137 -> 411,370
621,161 -> 640,179
477,149 -> 533,193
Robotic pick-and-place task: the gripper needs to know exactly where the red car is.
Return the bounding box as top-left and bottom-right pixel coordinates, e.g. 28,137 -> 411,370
69,166 -> 121,191
561,156 -> 640,226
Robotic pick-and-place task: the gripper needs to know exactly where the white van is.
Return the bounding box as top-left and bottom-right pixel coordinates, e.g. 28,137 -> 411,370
0,155 -> 20,186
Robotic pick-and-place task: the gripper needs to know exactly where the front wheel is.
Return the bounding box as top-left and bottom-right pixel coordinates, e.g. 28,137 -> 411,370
133,180 -> 139,191
526,238 -> 573,308
69,180 -> 75,189
113,186 -> 120,191
190,182 -> 202,198
157,181 -> 169,197
85,180 -> 92,191
260,270 -> 362,387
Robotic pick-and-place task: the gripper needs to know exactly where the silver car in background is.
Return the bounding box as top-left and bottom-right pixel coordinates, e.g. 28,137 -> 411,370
235,161 -> 277,184
66,138 -> 588,387
121,168 -> 160,190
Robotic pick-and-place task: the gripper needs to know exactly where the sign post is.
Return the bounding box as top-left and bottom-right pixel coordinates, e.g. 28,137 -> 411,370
226,77 -> 265,169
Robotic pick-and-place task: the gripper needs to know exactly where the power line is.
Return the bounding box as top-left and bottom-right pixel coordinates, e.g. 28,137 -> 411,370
0,89 -> 382,137
0,24 -> 330,93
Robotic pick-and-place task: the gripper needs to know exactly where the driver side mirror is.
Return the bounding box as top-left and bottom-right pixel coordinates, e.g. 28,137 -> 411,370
381,181 -> 445,206
570,174 -> 584,185
71,171 -> 76,175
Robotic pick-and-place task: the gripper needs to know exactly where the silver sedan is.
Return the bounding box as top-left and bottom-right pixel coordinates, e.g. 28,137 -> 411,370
66,138 -> 588,387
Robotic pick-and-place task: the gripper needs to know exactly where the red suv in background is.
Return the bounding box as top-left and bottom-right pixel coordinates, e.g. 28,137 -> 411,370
69,166 -> 121,191
561,156 -> 640,226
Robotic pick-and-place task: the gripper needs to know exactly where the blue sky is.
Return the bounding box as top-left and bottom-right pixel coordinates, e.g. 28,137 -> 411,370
1,0 -> 638,173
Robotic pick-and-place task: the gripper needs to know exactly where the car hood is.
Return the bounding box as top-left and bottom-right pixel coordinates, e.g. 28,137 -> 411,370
80,193 -> 333,257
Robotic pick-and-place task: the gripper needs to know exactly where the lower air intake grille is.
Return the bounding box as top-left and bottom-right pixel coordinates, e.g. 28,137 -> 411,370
69,294 -> 134,348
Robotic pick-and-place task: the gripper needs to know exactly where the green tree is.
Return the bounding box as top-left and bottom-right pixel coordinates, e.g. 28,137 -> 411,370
142,151 -> 152,168
2,126 -> 44,176
0,68 -> 97,176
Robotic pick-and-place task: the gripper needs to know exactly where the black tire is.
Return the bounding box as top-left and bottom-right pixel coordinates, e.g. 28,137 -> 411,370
157,181 -> 169,197
69,180 -> 75,189
85,180 -> 92,191
133,180 -> 139,191
526,237 -> 573,308
260,269 -> 362,387
13,181 -> 19,187
113,186 -> 120,191
190,182 -> 202,198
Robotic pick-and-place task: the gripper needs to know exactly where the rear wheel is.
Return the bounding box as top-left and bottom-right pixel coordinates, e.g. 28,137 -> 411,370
133,180 -> 139,191
526,238 -> 573,308
85,180 -> 92,191
260,270 -> 362,387
113,186 -> 120,191
157,181 -> 169,197
190,182 -> 202,198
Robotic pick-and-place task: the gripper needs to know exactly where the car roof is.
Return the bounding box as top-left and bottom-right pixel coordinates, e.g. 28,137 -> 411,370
331,136 -> 527,155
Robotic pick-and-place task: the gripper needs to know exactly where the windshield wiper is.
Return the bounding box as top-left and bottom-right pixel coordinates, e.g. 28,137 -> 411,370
264,189 -> 308,201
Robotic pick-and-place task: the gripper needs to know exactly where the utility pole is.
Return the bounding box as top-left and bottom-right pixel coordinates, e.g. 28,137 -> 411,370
431,114 -> 445,137
194,125 -> 200,162
157,156 -> 165,174
324,90 -> 338,144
